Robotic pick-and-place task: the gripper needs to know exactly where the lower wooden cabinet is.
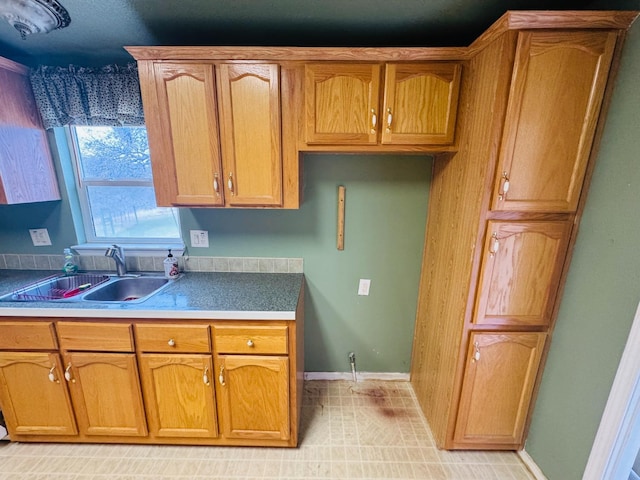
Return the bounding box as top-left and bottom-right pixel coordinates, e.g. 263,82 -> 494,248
453,332 -> 546,447
63,352 -> 147,437
216,355 -> 290,441
0,352 -> 77,436
139,354 -> 218,438
0,314 -> 303,447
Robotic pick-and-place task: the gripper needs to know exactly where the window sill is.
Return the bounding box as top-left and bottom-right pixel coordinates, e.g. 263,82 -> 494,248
72,243 -> 185,257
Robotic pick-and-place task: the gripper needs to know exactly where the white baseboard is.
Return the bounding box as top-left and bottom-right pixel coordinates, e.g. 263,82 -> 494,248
304,372 -> 410,381
518,449 -> 548,480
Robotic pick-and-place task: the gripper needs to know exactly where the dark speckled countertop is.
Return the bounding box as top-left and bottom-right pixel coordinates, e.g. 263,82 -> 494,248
0,270 -> 304,320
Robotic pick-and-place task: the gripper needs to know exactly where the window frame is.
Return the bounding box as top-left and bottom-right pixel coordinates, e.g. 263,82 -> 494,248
65,125 -> 181,245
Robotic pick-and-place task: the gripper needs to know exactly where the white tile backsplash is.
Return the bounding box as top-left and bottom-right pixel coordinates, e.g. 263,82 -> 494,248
0,254 -> 303,274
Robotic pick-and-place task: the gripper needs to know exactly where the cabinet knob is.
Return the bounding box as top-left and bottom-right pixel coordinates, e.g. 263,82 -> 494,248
498,171 -> 510,201
48,363 -> 59,383
64,363 -> 74,383
247,339 -> 254,347
488,232 -> 499,257
168,338 -> 176,347
472,341 -> 481,363
213,173 -> 220,196
228,172 -> 235,195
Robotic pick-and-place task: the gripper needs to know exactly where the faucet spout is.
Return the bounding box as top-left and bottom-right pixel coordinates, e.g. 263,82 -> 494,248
105,244 -> 127,276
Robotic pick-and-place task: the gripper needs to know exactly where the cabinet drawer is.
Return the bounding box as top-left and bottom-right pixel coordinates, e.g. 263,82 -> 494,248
0,321 -> 57,350
135,324 -> 211,353
213,325 -> 288,355
57,322 -> 134,352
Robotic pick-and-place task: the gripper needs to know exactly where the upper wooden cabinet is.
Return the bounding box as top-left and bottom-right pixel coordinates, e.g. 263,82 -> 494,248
493,30 -> 617,213
0,57 -> 60,204
138,62 -> 283,207
304,62 -> 461,146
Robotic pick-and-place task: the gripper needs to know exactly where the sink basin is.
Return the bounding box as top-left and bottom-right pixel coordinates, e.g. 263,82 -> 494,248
0,273 -> 110,302
82,276 -> 170,303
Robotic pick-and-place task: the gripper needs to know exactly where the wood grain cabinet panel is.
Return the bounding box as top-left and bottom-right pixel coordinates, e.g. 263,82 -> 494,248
474,220 -> 572,327
139,61 -> 284,208
493,30 -> 617,213
305,62 -> 460,146
139,354 -> 217,438
0,56 -> 60,204
0,352 -> 77,436
215,355 -> 290,441
454,332 -> 546,447
63,352 -> 147,437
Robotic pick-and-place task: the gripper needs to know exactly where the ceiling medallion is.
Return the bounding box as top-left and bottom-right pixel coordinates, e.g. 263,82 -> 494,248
0,0 -> 71,39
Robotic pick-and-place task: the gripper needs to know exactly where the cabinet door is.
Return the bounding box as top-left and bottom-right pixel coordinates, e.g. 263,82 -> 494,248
381,63 -> 461,145
305,64 -> 381,145
150,63 -> 224,206
493,30 -> 616,212
218,64 -> 283,206
0,352 -> 77,436
139,354 -> 218,438
474,220 -> 572,327
63,352 -> 147,437
0,57 -> 60,204
216,355 -> 289,440
454,332 -> 546,447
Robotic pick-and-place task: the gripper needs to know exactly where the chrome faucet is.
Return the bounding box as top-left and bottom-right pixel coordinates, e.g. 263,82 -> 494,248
105,244 -> 127,276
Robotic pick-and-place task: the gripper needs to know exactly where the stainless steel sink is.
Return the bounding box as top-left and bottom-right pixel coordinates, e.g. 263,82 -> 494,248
0,274 -> 175,304
0,273 -> 110,302
81,276 -> 171,303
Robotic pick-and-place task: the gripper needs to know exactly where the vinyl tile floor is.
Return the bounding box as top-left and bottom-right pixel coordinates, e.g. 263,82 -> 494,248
0,380 -> 536,480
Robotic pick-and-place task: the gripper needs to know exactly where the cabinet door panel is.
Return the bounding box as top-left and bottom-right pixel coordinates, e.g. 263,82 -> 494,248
139,354 -> 217,438
152,63 -> 224,206
64,353 -> 147,437
454,332 -> 546,446
218,64 -> 282,206
381,63 -> 461,145
305,64 -> 381,144
216,355 -> 289,440
0,352 -> 77,436
494,30 -> 616,212
474,220 -> 572,327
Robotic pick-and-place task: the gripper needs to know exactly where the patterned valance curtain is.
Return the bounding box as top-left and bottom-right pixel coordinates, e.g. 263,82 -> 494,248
29,63 -> 145,129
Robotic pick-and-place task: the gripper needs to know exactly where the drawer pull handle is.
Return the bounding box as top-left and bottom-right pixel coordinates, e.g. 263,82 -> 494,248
64,363 -> 75,383
386,108 -> 393,132
213,173 -> 220,196
498,171 -> 510,201
48,363 -> 59,383
203,366 -> 210,386
247,339 -> 254,347
219,365 -> 226,386
168,338 -> 176,347
371,108 -> 377,134
228,172 -> 234,195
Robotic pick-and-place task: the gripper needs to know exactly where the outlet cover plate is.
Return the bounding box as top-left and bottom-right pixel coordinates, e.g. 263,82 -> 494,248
358,279 -> 371,296
29,228 -> 52,246
190,230 -> 209,248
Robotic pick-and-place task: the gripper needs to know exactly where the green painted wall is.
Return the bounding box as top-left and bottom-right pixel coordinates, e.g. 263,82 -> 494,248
0,150 -> 431,373
181,154 -> 432,372
525,18 -> 640,479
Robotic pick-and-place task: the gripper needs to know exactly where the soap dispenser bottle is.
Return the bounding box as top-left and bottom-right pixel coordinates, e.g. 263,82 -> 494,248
163,249 -> 179,279
62,248 -> 78,275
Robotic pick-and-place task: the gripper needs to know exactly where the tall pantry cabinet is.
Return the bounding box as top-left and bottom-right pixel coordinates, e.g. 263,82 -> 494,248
410,13 -> 636,450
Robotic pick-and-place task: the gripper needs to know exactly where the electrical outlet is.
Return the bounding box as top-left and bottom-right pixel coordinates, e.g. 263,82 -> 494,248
190,230 -> 209,248
29,228 -> 52,246
358,279 -> 371,296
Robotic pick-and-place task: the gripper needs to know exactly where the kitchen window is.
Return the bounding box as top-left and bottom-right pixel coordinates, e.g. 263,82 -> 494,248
68,125 -> 181,244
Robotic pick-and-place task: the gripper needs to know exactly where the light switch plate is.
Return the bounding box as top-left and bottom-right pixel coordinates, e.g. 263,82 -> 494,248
358,279 -> 371,296
29,228 -> 52,246
190,230 -> 209,248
